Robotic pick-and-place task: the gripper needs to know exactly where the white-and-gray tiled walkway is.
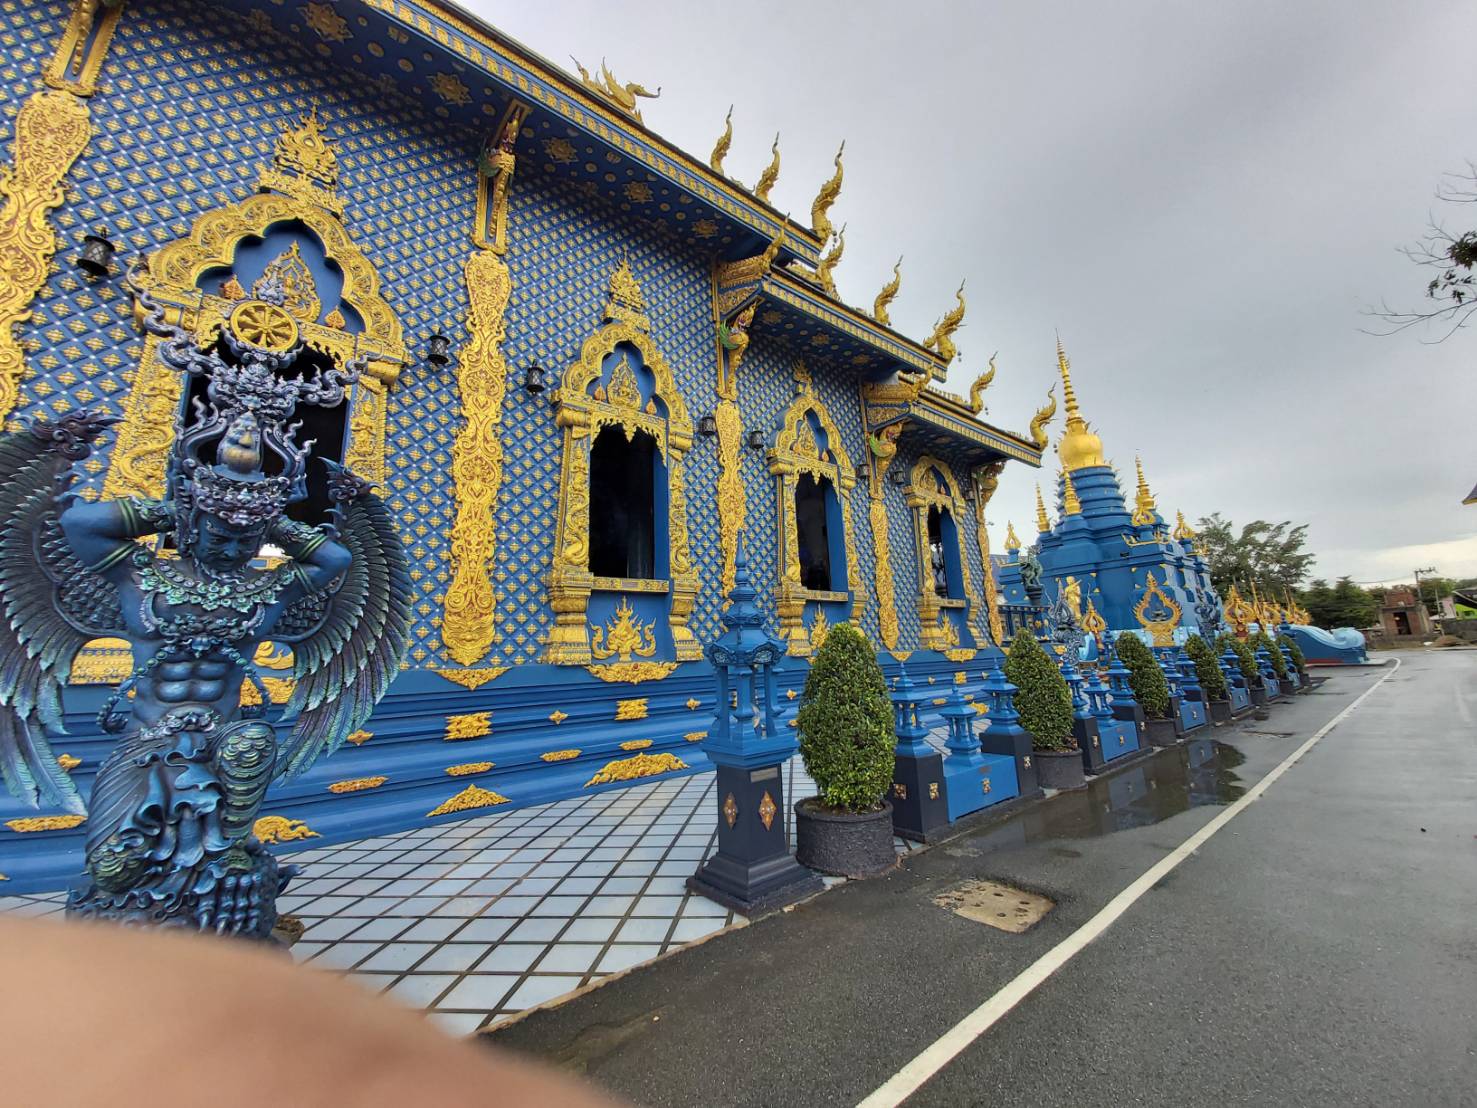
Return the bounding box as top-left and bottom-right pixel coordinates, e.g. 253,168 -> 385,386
1,754 -> 926,1034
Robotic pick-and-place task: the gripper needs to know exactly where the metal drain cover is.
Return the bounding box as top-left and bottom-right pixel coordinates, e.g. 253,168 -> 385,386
934,880 -> 1054,933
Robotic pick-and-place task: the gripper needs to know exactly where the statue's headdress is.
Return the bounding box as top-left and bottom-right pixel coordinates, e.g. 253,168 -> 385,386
130,264 -> 361,542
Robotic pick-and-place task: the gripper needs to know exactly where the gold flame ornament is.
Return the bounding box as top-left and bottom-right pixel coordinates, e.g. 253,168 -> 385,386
872,256 -> 902,326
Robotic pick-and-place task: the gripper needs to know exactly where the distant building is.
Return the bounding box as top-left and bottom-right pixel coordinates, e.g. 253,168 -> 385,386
1379,587 -> 1433,639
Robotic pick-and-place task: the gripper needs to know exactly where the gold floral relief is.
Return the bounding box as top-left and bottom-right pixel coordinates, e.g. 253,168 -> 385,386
584,752 -> 688,787
906,455 -> 975,652
442,248 -> 512,665
0,89 -> 92,425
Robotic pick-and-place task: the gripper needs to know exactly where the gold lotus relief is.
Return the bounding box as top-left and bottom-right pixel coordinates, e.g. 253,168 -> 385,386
327,776 -> 388,794
5,814 -> 86,833
252,815 -> 318,843
446,762 -> 495,776
586,661 -> 678,683
444,711 -> 493,741
585,752 -> 688,788
590,597 -> 658,661
427,785 -> 510,817
541,749 -> 581,762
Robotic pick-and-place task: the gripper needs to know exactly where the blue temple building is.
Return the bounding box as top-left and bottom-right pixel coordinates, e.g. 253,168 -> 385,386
994,344 -> 1225,652
0,0 -> 1053,890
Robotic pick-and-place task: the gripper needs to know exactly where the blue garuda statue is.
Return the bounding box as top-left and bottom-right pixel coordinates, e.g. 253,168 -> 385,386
0,272 -> 410,938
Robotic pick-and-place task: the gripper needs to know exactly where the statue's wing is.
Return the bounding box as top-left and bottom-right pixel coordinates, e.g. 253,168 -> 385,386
0,413 -> 121,815
274,465 -> 411,779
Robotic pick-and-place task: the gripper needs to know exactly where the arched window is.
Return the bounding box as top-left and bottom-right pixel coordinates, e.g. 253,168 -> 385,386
589,425 -> 658,580
906,455 -> 986,653
765,364 -> 862,656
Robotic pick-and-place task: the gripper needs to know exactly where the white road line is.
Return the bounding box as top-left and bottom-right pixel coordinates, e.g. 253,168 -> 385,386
857,660 -> 1402,1108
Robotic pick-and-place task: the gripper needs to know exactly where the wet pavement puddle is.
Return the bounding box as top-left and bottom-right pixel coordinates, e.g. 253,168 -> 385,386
946,738 -> 1247,857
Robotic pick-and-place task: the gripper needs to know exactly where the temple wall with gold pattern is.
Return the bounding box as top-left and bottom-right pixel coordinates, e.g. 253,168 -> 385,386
0,0 -> 1037,891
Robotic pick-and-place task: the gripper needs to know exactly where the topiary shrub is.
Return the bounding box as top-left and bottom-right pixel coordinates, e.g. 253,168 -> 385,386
1114,631 -> 1171,719
1003,628 -> 1076,751
1279,633 -> 1307,674
1255,630 -> 1288,678
1216,632 -> 1258,682
796,622 -> 895,812
1185,633 -> 1228,701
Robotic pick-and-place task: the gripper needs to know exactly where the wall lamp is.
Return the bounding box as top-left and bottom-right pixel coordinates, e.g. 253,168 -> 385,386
76,229 -> 116,279
698,413 -> 717,437
522,362 -> 549,395
426,333 -> 453,367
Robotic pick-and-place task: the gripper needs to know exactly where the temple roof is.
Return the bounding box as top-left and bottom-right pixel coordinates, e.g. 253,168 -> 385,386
228,0 -> 823,264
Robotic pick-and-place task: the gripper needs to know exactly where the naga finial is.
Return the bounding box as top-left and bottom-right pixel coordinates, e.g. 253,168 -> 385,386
709,105 -> 733,174
754,132 -> 781,203
922,280 -> 966,364
1028,384 -> 1056,449
967,351 -> 997,414
815,223 -> 845,297
810,140 -> 845,242
872,255 -> 902,326
759,216 -> 789,274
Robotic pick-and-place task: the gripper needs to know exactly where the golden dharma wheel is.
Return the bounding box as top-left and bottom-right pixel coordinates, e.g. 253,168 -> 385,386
228,300 -> 299,352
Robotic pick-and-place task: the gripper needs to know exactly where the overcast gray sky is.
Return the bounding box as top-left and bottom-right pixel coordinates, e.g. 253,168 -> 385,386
472,0 -> 1477,586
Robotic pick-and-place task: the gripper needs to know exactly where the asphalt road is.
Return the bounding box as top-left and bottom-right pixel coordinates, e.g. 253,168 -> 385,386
486,653 -> 1477,1107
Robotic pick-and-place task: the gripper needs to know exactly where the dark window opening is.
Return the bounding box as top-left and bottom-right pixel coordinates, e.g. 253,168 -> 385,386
589,425 -> 657,579
795,473 -> 834,591
178,341 -> 348,527
928,505 -> 961,599
1393,610 -> 1411,636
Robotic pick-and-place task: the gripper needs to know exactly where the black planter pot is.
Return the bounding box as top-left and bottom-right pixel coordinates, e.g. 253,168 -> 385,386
1208,699 -> 1233,725
1296,671 -> 1313,693
1145,716 -> 1181,747
794,799 -> 897,878
1250,684 -> 1269,708
1034,748 -> 1087,791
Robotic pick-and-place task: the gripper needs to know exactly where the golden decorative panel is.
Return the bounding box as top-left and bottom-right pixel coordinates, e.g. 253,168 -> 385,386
102,114 -> 405,500
590,598 -> 658,660
43,0 -> 125,96
5,813 -> 86,833
620,740 -> 653,751
327,776 -> 388,794
444,711 -> 493,742
686,698 -> 702,710
69,638 -> 133,685
683,731 -> 708,742
758,791 -> 777,831
1135,571 -> 1183,647
346,730 -> 373,746
541,749 -> 582,762
446,762 -> 495,776
253,815 -> 319,844
545,259 -> 698,665
585,752 -> 689,787
722,792 -> 738,828
586,661 -> 679,683
549,710 -> 569,725
427,785 -> 510,817
905,455 -> 984,652
434,667 -> 509,690
615,698 -> 649,722
0,89 -> 92,425
239,676 -> 295,707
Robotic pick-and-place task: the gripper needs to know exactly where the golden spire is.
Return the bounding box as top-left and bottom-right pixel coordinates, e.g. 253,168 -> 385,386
1130,455 -> 1158,527
872,256 -> 902,326
1004,520 -> 1021,552
1054,335 -> 1105,472
709,105 -> 733,174
754,132 -> 780,203
815,223 -> 845,297
810,140 -> 844,241
1062,469 -> 1081,515
922,281 -> 966,364
1035,484 -> 1050,533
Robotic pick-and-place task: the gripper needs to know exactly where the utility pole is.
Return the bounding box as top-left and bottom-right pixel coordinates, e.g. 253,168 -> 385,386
1414,566 -> 1438,633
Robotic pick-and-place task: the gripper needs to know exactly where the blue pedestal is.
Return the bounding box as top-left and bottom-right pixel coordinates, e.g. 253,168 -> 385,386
1178,697 -> 1208,732
943,751 -> 1019,821
1098,716 -> 1141,763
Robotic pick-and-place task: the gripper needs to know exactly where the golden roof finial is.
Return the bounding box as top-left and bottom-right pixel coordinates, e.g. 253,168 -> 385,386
968,352 -> 996,414
922,281 -> 966,364
1029,385 -> 1056,450
709,105 -> 733,175
815,223 -> 845,297
811,140 -> 844,241
759,216 -> 788,274
754,132 -> 781,203
873,255 -> 902,326
1035,484 -> 1051,533
1172,509 -> 1197,541
1055,333 -> 1105,471
1130,455 -> 1158,527
1004,520 -> 1021,552
1062,468 -> 1082,515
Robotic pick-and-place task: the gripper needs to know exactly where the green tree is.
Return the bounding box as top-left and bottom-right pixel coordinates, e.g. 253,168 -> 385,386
1195,513 -> 1316,596
1279,633 -> 1307,675
1003,629 -> 1076,751
1185,633 -> 1229,701
796,623 -> 895,812
1373,161 -> 1477,339
1114,632 -> 1170,719
1303,576 -> 1377,629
